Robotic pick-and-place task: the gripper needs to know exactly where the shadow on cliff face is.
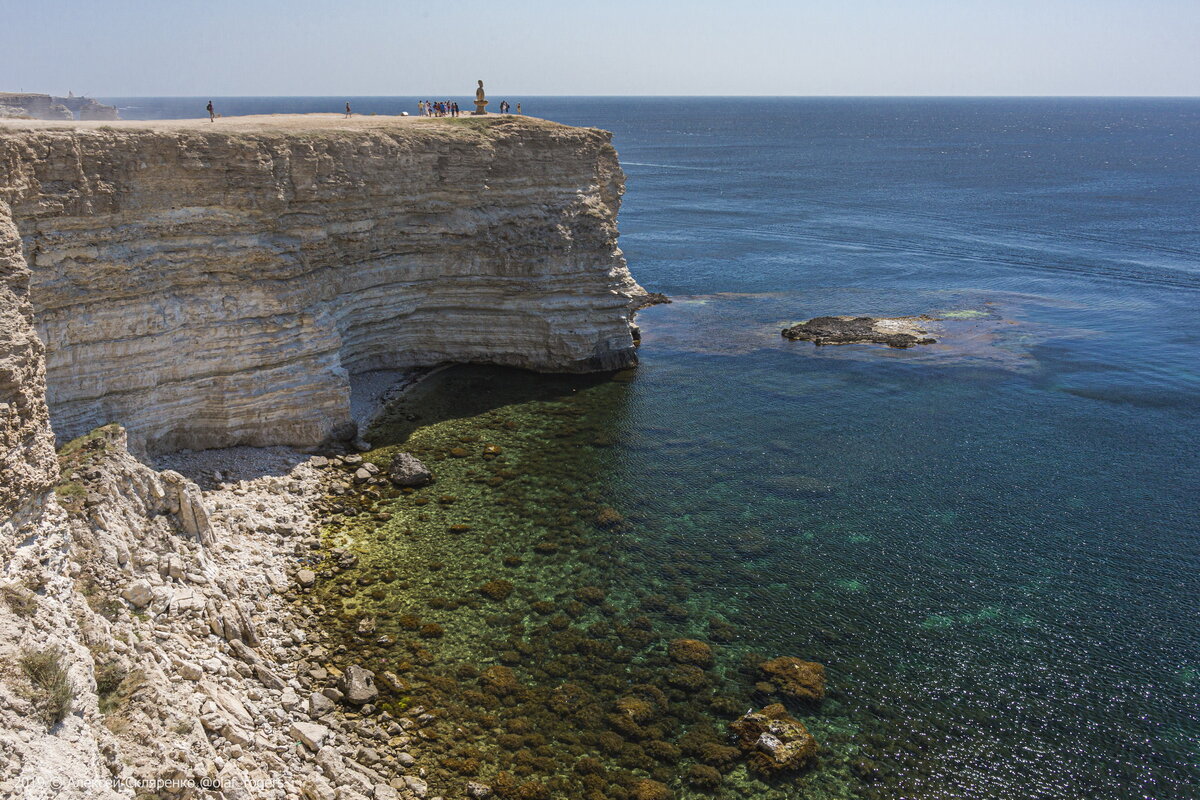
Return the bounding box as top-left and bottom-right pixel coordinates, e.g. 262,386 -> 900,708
366,364 -> 631,448
146,366 -> 632,488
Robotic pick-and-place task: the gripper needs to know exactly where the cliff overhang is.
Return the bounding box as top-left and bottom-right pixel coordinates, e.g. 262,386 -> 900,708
0,114 -> 645,474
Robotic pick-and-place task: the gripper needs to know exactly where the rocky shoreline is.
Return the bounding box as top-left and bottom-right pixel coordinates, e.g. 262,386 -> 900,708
0,422 -> 441,800
2,362 -> 838,800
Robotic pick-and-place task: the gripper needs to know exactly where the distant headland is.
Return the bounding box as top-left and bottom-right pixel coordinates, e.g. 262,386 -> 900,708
0,91 -> 119,121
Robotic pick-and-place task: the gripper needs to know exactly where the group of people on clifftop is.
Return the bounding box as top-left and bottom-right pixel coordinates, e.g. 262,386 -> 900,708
201,98 -> 523,122
419,100 -> 461,117
418,99 -> 521,117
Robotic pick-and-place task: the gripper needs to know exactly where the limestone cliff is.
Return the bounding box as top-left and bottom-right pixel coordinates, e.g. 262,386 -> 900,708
0,113 -> 646,799
0,201 -> 57,521
0,115 -> 644,456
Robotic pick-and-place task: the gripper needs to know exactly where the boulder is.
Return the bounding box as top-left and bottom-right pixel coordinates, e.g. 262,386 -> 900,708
254,663 -> 287,691
309,691 -> 336,718
122,579 -> 154,608
290,721 -> 331,752
177,660 -> 203,681
161,469 -> 214,545
389,452 -> 432,486
729,704 -> 817,774
339,664 -> 379,705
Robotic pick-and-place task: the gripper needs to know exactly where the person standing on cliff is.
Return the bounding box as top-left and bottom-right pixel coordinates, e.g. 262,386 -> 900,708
206,101 -> 214,122
345,102 -> 352,118
517,103 -> 522,115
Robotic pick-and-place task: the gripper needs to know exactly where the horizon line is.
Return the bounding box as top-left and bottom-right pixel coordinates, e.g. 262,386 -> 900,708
94,93 -> 1200,100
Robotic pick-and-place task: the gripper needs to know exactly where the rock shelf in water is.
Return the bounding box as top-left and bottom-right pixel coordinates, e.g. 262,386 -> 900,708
782,315 -> 939,348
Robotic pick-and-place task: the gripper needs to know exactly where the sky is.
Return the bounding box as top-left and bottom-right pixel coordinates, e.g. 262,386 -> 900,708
2,0 -> 1197,97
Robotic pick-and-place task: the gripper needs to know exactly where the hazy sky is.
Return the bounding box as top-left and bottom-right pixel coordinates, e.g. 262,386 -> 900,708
3,0 -> 1197,97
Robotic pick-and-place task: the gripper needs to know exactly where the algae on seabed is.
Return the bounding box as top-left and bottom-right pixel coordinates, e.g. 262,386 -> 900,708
305,365 -> 836,799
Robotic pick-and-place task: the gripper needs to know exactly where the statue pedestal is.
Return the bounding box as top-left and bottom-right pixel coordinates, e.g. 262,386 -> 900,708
472,100 -> 488,116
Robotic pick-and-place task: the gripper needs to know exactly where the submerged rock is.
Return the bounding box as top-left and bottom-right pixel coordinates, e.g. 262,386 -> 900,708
477,579 -> 515,601
686,763 -> 722,789
729,704 -> 818,774
759,656 -> 825,702
781,315 -> 937,348
668,638 -> 713,667
631,778 -> 673,800
389,452 -> 433,486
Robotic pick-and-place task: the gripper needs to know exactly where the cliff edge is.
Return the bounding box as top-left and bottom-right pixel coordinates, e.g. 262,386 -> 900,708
0,114 -> 645,458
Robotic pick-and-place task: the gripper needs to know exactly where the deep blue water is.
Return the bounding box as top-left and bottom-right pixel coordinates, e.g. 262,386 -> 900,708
107,97 -> 1200,799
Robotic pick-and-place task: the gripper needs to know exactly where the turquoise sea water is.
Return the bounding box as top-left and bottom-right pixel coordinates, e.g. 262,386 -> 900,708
113,98 -> 1200,799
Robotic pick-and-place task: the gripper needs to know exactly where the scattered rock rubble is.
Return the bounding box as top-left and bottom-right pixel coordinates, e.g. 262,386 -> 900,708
0,425 -> 439,799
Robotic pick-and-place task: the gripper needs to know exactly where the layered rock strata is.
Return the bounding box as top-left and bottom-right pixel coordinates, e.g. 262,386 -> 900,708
0,113 -> 647,797
0,201 -> 57,521
0,115 -> 645,455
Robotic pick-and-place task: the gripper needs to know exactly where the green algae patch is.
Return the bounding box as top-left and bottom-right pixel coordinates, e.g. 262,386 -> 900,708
305,366 -> 834,799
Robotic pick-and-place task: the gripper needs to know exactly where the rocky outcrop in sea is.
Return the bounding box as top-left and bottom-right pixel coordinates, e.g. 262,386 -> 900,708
782,315 -> 938,348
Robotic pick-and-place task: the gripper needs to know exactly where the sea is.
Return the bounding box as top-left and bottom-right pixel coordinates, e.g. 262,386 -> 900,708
104,97 -> 1200,800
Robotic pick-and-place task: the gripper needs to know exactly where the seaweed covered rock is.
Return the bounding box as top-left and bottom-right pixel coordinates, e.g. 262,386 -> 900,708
759,656 -> 825,702
390,452 -> 433,486
667,638 -> 713,668
665,664 -> 709,692
616,695 -> 657,724
477,579 -> 515,601
686,763 -> 722,790
631,778 -> 673,800
781,315 -> 937,348
729,704 -> 818,774
480,665 -> 520,696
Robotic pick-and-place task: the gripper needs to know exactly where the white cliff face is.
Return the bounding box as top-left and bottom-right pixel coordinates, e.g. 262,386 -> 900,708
0,201 -> 57,520
0,115 -> 644,455
0,114 -> 647,798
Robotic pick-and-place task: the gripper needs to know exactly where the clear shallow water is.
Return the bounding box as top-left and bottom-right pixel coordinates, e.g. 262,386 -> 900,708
115,98 -> 1200,798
